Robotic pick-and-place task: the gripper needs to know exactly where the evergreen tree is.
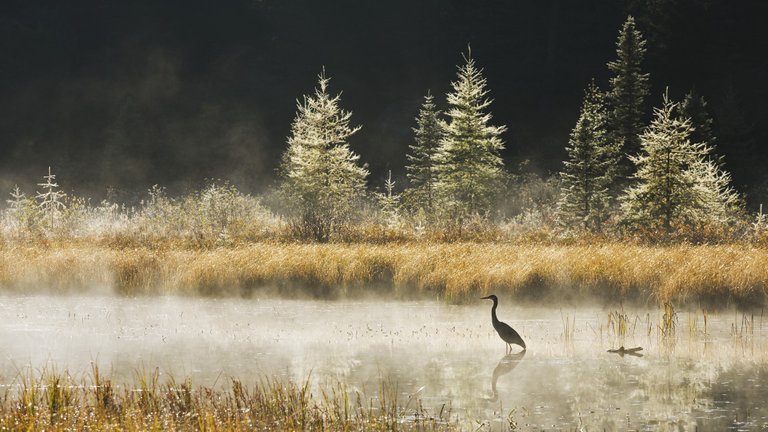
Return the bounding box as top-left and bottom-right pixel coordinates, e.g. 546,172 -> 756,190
36,166 -> 66,229
404,92 -> 442,215
279,70 -> 368,241
5,185 -> 36,231
681,89 -> 740,224
376,170 -> 401,227
7,185 -> 26,214
689,158 -> 741,224
608,16 -> 650,173
557,81 -> 620,232
620,91 -> 737,233
435,49 -> 507,218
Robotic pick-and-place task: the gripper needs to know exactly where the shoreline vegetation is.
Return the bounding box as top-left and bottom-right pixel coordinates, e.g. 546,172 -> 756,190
1,241 -> 766,308
2,17 -> 766,310
0,365 -> 453,431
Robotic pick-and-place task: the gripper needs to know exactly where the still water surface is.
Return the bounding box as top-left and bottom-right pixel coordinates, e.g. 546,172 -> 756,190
1,295 -> 767,430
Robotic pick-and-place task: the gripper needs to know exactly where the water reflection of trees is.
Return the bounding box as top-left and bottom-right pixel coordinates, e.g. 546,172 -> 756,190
699,364 -> 768,430
565,358 -> 721,431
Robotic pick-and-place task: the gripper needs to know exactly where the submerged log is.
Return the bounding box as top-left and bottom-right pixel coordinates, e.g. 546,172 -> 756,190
607,346 -> 643,357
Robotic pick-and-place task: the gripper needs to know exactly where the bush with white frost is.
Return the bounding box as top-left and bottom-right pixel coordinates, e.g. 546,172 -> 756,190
134,182 -> 278,244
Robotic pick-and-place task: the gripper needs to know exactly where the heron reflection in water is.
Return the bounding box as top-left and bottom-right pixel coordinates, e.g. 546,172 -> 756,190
481,294 -> 526,352
487,350 -> 526,402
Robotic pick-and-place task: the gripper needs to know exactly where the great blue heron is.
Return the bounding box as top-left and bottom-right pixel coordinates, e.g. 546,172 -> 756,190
481,294 -> 526,352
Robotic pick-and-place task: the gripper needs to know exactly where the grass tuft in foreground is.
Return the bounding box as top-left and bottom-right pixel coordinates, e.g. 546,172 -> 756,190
0,365 -> 455,431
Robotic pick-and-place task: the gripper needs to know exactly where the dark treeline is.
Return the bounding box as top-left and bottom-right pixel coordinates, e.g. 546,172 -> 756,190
0,0 -> 767,206
0,16 -> 761,245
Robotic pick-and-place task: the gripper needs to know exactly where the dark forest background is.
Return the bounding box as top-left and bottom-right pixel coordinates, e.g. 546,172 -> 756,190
0,0 -> 766,206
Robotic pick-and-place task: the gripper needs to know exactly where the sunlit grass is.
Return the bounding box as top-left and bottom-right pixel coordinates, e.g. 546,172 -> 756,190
0,242 -> 767,306
0,365 -> 453,431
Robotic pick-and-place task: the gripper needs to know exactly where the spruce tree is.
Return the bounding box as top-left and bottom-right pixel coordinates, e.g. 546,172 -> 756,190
689,158 -> 740,224
7,185 -> 26,214
681,89 -> 740,224
279,70 -> 368,241
36,166 -> 67,229
608,16 -> 650,173
376,170 -> 401,227
435,49 -> 507,218
404,92 -> 442,215
557,81 -> 620,232
6,185 -> 35,231
620,92 -> 712,233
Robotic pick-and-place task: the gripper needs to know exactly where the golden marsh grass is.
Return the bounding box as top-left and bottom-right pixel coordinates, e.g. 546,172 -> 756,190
0,365 -> 453,431
0,242 -> 766,306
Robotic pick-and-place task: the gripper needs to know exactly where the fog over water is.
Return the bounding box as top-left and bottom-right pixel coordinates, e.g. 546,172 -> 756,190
1,295 -> 767,430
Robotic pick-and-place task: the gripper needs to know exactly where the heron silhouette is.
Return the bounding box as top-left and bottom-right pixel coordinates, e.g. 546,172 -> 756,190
481,294 -> 526,352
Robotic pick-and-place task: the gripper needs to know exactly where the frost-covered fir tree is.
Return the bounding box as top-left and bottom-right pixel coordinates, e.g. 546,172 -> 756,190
7,185 -> 26,214
279,69 -> 368,241
689,158 -> 741,224
5,185 -> 35,231
608,16 -> 650,173
620,92 -> 734,233
36,166 -> 67,229
404,92 -> 442,215
557,81 -> 620,232
435,49 -> 507,218
681,89 -> 740,224
376,170 -> 401,227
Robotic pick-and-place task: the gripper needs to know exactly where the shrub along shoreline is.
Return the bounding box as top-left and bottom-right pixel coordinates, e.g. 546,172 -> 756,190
0,242 -> 766,308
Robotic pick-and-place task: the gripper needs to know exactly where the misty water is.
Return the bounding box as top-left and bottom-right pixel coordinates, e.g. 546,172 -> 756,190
1,294 -> 767,430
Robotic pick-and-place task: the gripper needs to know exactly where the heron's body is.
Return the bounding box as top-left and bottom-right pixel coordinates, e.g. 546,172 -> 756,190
482,295 -> 526,351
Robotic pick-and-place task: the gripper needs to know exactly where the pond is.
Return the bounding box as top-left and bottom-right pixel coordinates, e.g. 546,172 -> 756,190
1,294 -> 767,430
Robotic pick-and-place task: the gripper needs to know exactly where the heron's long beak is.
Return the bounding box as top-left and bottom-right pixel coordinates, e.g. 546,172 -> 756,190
480,295 -> 492,300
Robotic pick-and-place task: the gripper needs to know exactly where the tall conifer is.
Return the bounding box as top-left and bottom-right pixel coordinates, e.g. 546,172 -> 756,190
404,92 -> 442,215
621,91 -> 738,232
557,82 -> 620,232
435,49 -> 507,218
279,70 -> 368,241
608,16 -> 650,174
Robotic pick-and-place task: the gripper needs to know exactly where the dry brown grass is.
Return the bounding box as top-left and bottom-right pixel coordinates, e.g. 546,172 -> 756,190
0,365 -> 453,431
0,242 -> 766,307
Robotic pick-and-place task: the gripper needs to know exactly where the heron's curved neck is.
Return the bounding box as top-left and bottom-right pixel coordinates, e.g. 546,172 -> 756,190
490,300 -> 499,324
